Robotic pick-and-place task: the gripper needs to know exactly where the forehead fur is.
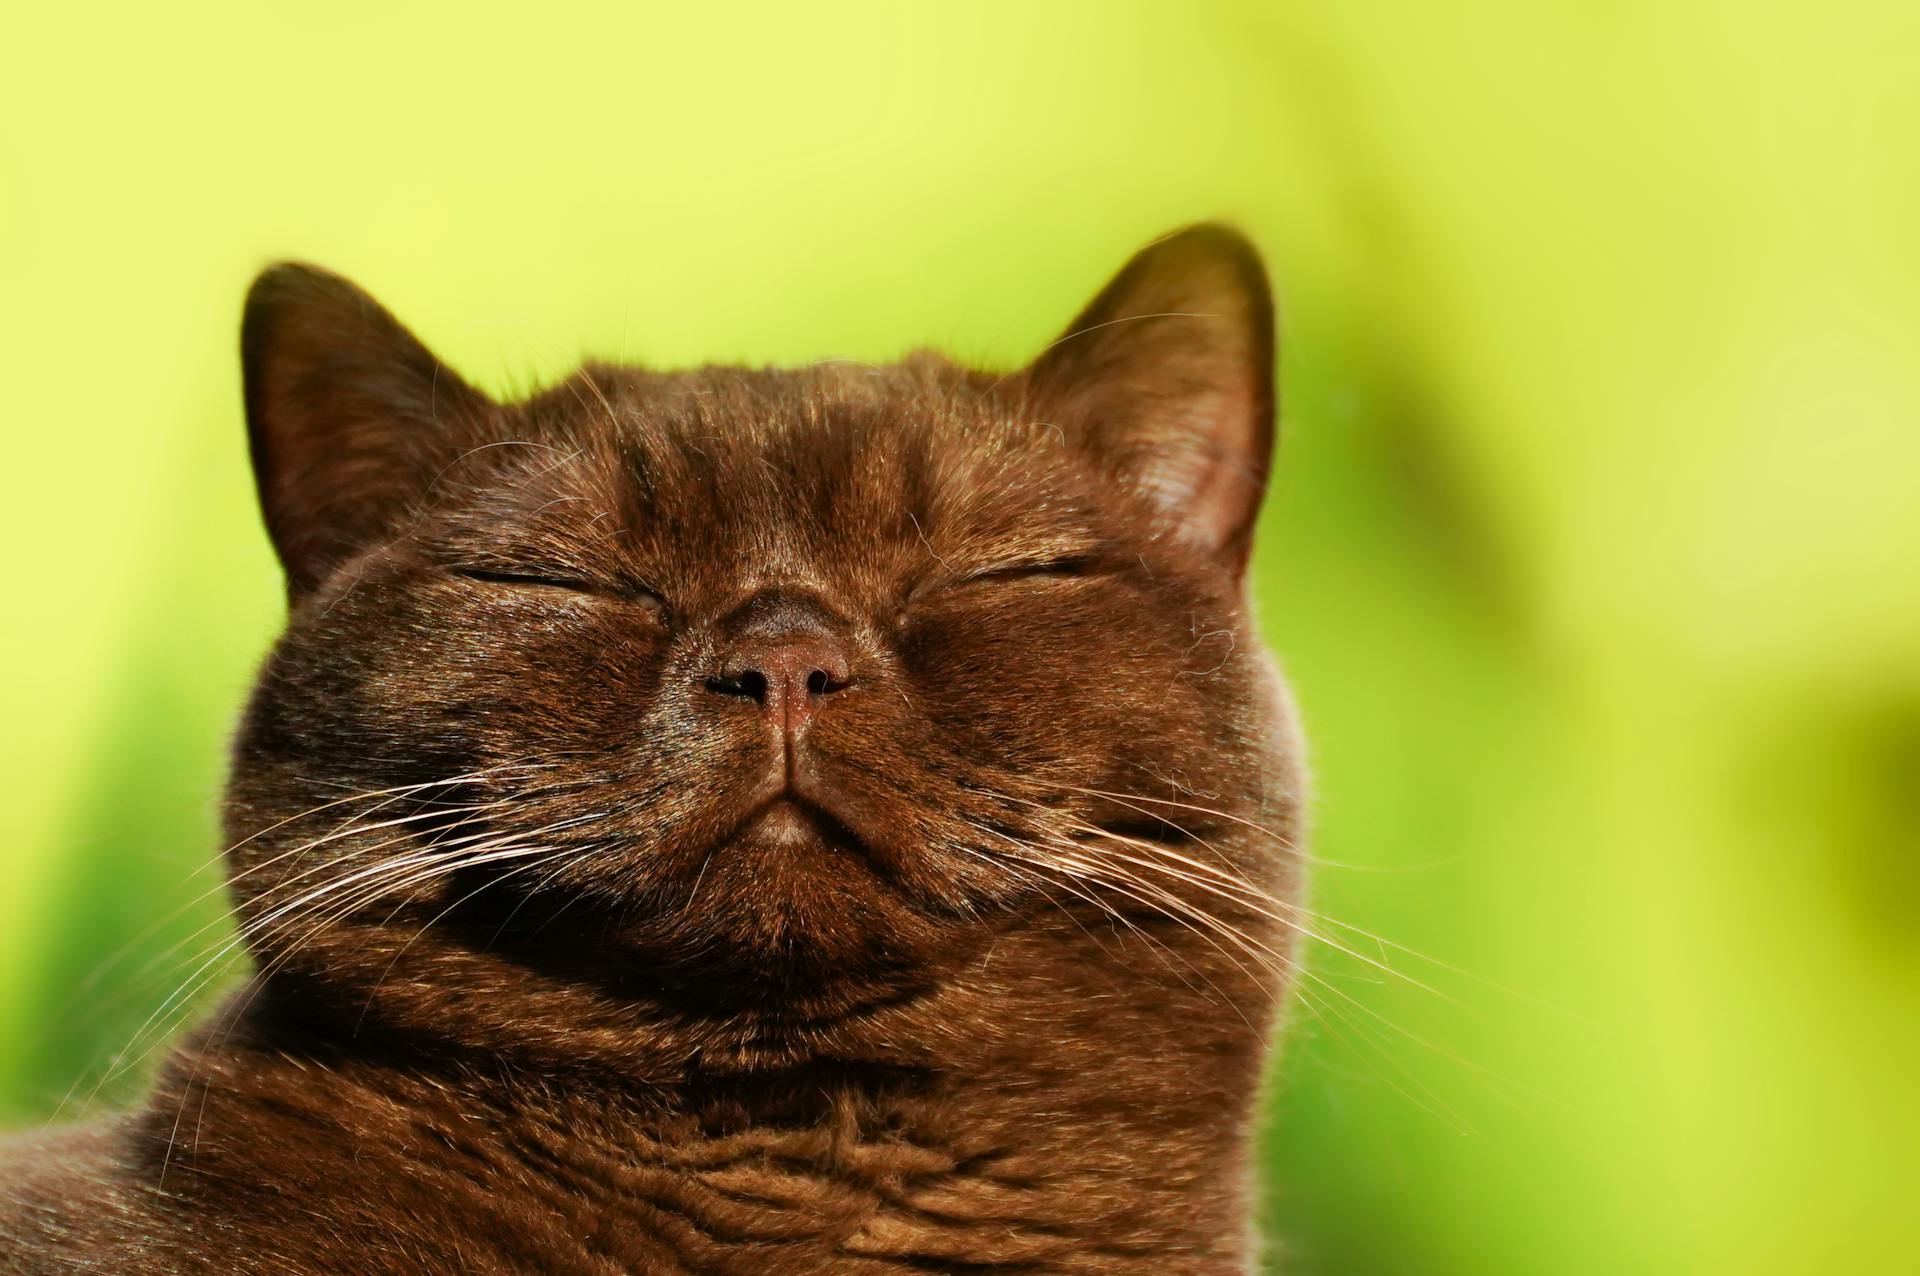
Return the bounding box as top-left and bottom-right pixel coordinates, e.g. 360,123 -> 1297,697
452,356 -> 1121,589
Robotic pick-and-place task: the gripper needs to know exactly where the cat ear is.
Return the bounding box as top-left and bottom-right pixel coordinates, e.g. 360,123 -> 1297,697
241,263 -> 493,595
1025,224 -> 1276,573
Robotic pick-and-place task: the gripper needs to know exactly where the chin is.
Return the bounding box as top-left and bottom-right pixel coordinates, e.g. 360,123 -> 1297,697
598,821 -> 979,1020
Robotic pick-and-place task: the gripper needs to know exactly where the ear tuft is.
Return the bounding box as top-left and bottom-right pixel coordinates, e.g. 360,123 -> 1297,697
1025,224 -> 1276,572
241,264 -> 491,596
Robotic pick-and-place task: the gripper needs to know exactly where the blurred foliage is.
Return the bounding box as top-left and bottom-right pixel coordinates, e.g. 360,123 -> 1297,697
2,3 -> 1915,1272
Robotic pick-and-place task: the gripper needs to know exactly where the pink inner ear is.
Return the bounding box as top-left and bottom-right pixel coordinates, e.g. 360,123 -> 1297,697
1139,374 -> 1268,547
1022,225 -> 1276,566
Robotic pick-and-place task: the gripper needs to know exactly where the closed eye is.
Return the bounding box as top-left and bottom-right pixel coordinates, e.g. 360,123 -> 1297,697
957,555 -> 1101,586
453,566 -> 601,593
449,567 -> 668,617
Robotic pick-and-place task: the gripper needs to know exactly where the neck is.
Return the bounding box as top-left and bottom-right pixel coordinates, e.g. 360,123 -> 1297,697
143,912 -> 1280,1273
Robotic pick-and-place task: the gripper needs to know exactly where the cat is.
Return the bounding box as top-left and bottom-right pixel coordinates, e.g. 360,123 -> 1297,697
0,224 -> 1307,1274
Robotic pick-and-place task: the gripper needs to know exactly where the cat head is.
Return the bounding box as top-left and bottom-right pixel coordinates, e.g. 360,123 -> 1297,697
225,226 -> 1303,1071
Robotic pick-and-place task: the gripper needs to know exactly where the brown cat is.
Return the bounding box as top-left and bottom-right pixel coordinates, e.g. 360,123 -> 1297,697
0,225 -> 1306,1274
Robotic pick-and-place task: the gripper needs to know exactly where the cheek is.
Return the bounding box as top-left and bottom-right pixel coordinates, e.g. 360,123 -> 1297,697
900,587 -> 1213,763
337,590 -> 674,756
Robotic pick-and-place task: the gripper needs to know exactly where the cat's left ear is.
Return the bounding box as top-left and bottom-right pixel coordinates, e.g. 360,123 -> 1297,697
241,263 -> 494,596
1024,224 -> 1275,574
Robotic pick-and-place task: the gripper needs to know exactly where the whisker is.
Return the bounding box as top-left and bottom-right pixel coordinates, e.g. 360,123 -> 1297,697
73,767 -> 550,996
80,798 -> 516,1009
975,821 -> 1288,985
74,809 -> 593,1120
1051,832 -> 1562,1116
160,814 -> 601,1181
999,790 -> 1473,1009
354,841 -> 594,1029
953,825 -> 1261,1028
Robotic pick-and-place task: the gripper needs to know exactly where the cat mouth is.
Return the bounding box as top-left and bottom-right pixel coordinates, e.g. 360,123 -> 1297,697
725,763 -> 889,869
740,794 -> 869,855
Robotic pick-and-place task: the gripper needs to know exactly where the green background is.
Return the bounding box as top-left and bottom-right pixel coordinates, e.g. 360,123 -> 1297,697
3,4 -> 1915,1272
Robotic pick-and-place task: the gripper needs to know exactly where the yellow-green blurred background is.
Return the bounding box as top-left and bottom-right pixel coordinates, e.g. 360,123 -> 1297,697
3,3 -> 1915,1271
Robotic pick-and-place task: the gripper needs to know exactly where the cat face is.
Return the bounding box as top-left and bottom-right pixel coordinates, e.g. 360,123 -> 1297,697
224,227 -> 1302,1064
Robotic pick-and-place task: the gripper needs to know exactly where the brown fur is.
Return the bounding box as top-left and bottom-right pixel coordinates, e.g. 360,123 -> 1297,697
1,226 -> 1306,1274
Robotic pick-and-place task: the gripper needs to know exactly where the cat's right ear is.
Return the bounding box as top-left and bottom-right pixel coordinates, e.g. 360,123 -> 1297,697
241,263 -> 492,597
1022,225 -> 1275,577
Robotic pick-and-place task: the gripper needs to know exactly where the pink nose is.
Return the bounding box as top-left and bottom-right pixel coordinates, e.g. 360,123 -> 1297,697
705,633 -> 853,735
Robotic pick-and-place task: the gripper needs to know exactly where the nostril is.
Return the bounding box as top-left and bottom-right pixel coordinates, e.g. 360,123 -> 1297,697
706,669 -> 769,702
802,667 -> 856,698
706,628 -> 854,712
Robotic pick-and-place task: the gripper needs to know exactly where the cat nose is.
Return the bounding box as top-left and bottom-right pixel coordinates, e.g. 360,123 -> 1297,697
705,599 -> 855,735
706,637 -> 852,733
